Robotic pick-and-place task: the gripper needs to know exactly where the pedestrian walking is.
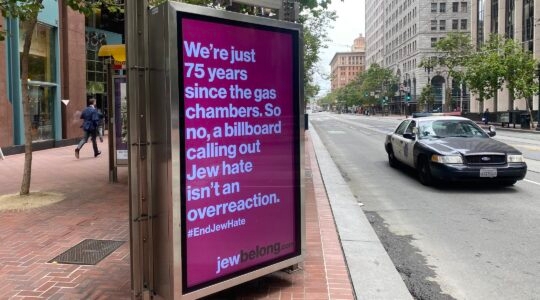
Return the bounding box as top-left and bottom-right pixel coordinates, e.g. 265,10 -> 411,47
482,108 -> 489,125
75,98 -> 101,159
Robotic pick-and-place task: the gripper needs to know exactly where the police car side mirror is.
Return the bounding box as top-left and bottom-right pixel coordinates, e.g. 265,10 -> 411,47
487,125 -> 496,137
403,132 -> 415,140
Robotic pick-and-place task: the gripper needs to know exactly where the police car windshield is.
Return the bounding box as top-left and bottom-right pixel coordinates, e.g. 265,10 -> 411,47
418,120 -> 488,139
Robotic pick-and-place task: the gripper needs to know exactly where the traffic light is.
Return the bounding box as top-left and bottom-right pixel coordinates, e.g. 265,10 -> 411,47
406,93 -> 411,101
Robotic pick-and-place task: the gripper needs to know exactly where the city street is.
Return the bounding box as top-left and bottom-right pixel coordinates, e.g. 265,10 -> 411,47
309,112 -> 540,300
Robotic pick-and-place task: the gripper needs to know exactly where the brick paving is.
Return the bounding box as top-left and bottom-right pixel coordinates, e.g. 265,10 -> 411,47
0,133 -> 354,299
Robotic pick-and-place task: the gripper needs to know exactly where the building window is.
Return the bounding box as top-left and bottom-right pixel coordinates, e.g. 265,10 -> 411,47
477,0 -> 484,47
19,23 -> 56,82
431,3 -> 437,12
505,0 -> 515,38
461,19 -> 467,30
453,2 -> 459,12
452,19 -> 459,30
440,20 -> 446,31
491,0 -> 498,33
431,38 -> 438,47
523,0 -> 534,52
27,85 -> 54,141
461,2 -> 467,12
18,22 -> 56,141
440,3 -> 446,12
431,20 -> 438,31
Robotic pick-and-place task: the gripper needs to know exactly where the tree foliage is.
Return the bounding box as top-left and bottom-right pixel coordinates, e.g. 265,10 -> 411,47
463,33 -> 538,105
463,34 -> 508,102
359,63 -> 396,106
418,85 -> 435,111
434,32 -> 472,83
181,0 -> 337,103
322,63 -> 396,111
301,8 -> 336,101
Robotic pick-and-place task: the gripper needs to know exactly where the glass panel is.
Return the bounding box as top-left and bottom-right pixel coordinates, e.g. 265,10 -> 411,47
29,85 -> 55,141
19,23 -> 55,82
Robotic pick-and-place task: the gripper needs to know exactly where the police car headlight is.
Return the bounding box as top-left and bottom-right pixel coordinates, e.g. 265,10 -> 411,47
431,154 -> 463,164
507,154 -> 524,163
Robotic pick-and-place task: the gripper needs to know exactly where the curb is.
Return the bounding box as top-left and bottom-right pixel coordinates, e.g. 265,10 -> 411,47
308,125 -> 413,300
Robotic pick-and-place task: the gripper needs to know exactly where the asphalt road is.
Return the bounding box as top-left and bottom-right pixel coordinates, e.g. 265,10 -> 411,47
309,112 -> 540,300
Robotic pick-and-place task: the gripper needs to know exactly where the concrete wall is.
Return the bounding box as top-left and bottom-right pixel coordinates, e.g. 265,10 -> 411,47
60,4 -> 87,140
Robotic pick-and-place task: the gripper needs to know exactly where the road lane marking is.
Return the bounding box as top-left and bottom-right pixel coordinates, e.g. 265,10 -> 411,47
523,179 -> 540,186
513,144 -> 540,151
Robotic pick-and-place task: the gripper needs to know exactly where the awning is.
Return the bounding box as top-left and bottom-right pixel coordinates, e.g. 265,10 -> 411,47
98,44 -> 126,62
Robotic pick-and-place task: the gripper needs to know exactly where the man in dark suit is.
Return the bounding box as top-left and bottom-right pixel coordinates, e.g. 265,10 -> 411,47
75,98 -> 101,159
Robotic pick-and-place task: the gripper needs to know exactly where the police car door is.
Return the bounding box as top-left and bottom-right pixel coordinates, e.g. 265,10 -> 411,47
391,120 -> 410,163
401,120 -> 417,167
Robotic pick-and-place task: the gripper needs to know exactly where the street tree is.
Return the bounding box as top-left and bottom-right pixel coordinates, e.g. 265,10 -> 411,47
434,32 -> 473,110
0,1 -> 122,196
359,63 -> 396,108
317,90 -> 337,110
418,85 -> 435,112
464,34 -> 538,119
499,36 -> 538,118
462,34 -> 506,111
301,7 -> 336,102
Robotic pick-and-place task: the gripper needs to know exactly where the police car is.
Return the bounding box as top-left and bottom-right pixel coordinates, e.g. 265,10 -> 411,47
384,116 -> 527,186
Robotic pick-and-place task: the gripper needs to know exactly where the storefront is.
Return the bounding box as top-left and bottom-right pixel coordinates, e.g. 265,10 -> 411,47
0,1 -> 123,153
3,2 -> 62,147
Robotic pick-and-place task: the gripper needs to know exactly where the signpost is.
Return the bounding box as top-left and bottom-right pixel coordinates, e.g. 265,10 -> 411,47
146,3 -> 304,298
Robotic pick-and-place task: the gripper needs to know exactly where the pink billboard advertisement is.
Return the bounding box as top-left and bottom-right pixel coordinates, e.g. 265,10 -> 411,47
177,13 -> 301,292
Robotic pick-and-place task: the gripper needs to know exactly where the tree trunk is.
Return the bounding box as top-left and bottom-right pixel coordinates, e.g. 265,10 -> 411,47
19,16 -> 40,196
527,97 -> 534,129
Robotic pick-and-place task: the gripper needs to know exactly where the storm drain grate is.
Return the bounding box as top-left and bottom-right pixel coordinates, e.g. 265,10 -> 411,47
49,239 -> 125,265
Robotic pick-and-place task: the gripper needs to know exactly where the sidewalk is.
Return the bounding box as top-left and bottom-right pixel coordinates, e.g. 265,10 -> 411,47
0,131 -> 409,299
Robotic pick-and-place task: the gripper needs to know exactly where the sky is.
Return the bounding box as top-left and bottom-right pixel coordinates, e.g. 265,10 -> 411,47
315,0 -> 365,98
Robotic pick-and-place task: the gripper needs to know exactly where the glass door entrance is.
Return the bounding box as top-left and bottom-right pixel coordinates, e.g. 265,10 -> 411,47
28,85 -> 54,141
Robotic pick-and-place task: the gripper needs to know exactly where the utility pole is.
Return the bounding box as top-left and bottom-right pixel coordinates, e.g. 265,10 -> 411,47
126,1 -> 152,299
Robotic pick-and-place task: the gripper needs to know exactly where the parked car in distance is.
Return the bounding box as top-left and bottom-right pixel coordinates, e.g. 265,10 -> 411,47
384,116 -> 527,186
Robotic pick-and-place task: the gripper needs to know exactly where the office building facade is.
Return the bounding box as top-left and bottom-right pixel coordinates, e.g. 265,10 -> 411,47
330,34 -> 366,91
366,0 -> 472,113
471,0 -> 540,113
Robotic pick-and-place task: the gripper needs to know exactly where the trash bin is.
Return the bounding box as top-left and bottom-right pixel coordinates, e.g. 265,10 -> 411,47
520,113 -> 531,129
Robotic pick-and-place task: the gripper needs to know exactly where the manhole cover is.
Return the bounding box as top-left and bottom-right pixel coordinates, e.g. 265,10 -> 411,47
49,239 -> 125,265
